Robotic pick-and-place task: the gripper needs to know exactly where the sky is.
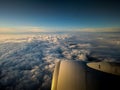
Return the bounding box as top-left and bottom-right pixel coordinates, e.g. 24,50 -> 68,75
0,0 -> 120,33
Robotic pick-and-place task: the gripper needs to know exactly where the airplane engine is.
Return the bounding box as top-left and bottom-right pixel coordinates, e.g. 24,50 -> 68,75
51,60 -> 120,90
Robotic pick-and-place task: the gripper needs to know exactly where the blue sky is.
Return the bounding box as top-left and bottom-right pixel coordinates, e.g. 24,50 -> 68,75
0,0 -> 120,33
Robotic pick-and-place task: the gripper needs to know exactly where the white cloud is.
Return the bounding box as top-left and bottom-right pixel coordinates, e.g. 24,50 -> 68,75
0,33 -> 119,90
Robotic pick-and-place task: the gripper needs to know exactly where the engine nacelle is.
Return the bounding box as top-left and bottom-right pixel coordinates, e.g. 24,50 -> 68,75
51,60 -> 120,90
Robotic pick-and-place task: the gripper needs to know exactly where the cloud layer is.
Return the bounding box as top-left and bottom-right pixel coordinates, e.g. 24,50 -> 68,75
0,27 -> 46,34
0,32 -> 120,90
0,27 -> 120,34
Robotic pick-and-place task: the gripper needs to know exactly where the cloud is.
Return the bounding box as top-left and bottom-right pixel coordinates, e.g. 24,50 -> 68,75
19,27 -> 47,32
0,27 -> 46,34
0,28 -> 17,33
0,26 -> 120,34
0,34 -> 71,90
0,33 -> 119,90
75,27 -> 120,32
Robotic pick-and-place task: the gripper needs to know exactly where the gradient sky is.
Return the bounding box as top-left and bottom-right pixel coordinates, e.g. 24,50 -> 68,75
0,0 -> 120,32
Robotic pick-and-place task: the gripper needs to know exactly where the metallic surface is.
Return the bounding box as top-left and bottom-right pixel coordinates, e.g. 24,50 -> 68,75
51,60 -> 120,90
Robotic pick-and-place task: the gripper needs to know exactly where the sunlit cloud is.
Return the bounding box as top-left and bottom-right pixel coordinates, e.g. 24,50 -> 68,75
19,27 -> 47,32
0,27 -> 120,34
0,28 -> 17,33
0,27 -> 47,34
74,27 -> 120,32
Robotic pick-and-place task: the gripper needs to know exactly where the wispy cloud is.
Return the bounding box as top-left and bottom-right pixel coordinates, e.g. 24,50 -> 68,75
0,27 -> 46,34
0,27 -> 120,34
0,28 -> 17,33
75,27 -> 120,32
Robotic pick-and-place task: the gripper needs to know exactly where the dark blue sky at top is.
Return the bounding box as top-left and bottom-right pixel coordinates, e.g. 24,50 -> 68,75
0,0 -> 120,30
